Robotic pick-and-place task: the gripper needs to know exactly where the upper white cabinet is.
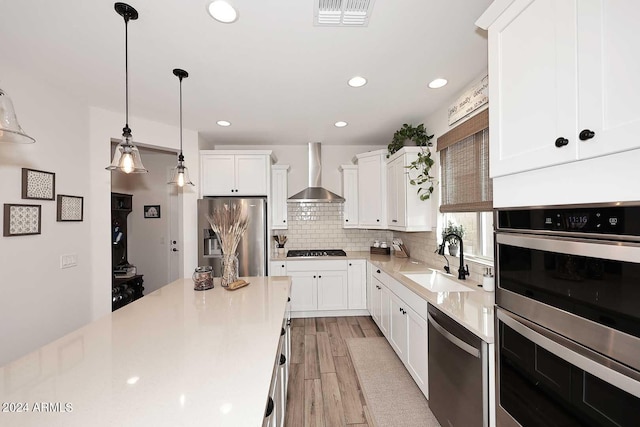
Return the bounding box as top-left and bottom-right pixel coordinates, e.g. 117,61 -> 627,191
355,150 -> 387,229
486,0 -> 640,177
386,147 -> 432,232
339,165 -> 359,228
200,151 -> 272,196
271,165 -> 289,229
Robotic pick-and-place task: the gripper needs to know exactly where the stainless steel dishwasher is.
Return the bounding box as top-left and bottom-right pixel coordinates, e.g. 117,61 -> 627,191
428,304 -> 489,427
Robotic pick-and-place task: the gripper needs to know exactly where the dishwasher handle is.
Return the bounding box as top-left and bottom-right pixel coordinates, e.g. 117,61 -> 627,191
428,313 -> 481,359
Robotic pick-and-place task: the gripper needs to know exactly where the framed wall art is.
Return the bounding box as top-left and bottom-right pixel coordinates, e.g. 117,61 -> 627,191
22,168 -> 55,200
143,205 -> 161,219
3,204 -> 42,237
57,195 -> 84,222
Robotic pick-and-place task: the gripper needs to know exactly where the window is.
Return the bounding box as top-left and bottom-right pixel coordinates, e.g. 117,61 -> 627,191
437,109 -> 493,260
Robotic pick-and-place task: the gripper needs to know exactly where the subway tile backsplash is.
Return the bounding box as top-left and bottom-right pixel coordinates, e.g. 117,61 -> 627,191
282,203 -> 392,251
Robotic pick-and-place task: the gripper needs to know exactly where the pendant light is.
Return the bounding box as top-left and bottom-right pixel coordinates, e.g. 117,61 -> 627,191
106,2 -> 147,174
168,69 -> 194,187
0,88 -> 35,144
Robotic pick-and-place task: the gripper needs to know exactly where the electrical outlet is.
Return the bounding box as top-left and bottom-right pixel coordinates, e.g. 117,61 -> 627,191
60,253 -> 78,269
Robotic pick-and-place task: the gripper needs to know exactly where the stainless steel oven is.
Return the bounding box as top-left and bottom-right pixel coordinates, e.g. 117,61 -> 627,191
495,203 -> 640,427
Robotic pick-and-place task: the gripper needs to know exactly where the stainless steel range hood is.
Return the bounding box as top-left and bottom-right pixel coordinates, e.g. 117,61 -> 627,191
288,142 -> 345,203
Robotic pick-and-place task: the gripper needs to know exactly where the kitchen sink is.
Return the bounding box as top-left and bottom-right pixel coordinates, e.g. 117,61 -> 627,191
402,270 -> 475,293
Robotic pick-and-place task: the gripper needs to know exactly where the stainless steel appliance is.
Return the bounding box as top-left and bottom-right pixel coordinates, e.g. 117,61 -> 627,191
197,197 -> 268,277
495,202 -> 640,427
428,304 -> 489,427
286,249 -> 347,257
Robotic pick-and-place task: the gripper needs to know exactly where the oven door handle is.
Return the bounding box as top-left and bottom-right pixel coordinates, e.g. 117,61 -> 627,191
496,232 -> 640,263
428,313 -> 481,358
498,309 -> 640,398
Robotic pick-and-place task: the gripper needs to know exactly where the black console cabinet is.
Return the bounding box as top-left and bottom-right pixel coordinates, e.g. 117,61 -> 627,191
112,274 -> 144,311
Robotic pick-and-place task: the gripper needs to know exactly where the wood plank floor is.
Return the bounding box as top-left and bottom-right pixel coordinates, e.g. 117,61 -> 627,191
285,316 -> 383,427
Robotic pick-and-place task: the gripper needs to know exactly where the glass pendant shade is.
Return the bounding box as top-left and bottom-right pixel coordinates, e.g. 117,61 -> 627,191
168,159 -> 194,187
0,88 -> 35,144
107,135 -> 147,173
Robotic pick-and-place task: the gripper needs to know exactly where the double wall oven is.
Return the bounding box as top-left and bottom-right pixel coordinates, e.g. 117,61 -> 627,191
495,203 -> 640,427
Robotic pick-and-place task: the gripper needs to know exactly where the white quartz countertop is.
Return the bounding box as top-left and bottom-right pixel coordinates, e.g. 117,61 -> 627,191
274,251 -> 494,342
0,276 -> 291,427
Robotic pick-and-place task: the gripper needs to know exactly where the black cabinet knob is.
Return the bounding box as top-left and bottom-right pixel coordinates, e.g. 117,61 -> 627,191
579,129 -> 595,140
283,220 -> 286,223
345,219 -> 349,222
313,275 -> 316,278
281,328 -> 285,336
376,269 -> 381,274
555,137 -> 569,147
392,219 -> 398,223
281,264 -> 285,268
319,275 -> 322,278
280,354 -> 286,365
287,297 -> 291,302
376,219 -> 380,222
265,397 -> 274,417
172,248 -> 178,252
349,263 -> 352,266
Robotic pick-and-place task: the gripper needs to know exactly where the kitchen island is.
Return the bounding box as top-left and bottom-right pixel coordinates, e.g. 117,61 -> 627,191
0,276 -> 291,427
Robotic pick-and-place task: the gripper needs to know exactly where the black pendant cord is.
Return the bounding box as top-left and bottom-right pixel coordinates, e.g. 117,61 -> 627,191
124,15 -> 130,135
179,75 -> 183,156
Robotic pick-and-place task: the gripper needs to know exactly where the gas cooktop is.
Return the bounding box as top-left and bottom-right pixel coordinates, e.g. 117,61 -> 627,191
286,249 -> 347,257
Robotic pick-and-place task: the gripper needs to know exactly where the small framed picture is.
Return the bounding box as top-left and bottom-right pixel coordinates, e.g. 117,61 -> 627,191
144,205 -> 161,219
22,168 -> 55,200
57,195 -> 84,222
3,204 -> 42,236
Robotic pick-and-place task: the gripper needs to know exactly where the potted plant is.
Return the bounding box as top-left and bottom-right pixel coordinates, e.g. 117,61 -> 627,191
442,220 -> 465,257
387,123 -> 436,201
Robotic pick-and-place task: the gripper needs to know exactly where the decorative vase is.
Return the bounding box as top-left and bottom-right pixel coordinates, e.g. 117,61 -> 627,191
193,266 -> 214,291
448,244 -> 459,257
278,246 -> 285,256
221,253 -> 239,288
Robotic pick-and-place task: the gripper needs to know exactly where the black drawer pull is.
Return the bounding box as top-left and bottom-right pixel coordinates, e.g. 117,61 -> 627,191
555,137 -> 569,147
376,269 -> 381,274
265,397 -> 274,417
579,129 -> 595,140
280,354 -> 286,365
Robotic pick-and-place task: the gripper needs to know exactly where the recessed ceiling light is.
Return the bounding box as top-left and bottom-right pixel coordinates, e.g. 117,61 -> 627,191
428,78 -> 448,89
348,76 -> 367,88
207,1 -> 238,23
335,121 -> 348,128
217,120 -> 231,127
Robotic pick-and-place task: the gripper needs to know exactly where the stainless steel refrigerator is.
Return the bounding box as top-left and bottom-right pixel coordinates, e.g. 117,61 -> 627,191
197,197 -> 268,277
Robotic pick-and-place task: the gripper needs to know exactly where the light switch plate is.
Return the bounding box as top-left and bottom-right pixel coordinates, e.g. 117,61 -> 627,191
60,253 -> 78,269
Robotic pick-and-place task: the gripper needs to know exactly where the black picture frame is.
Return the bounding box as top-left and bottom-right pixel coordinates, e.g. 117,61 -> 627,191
57,195 -> 84,222
3,203 -> 42,236
143,205 -> 161,219
22,168 -> 55,200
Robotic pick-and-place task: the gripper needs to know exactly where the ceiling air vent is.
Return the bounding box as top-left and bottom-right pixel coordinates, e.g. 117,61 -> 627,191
314,0 -> 376,27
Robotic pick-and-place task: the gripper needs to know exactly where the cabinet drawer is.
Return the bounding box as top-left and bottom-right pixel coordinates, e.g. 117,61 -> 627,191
286,260 -> 348,272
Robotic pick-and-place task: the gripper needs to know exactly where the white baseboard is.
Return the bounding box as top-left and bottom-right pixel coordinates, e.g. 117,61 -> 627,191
291,309 -> 370,318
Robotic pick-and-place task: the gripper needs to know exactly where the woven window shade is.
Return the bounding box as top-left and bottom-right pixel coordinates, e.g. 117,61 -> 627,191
438,112 -> 492,212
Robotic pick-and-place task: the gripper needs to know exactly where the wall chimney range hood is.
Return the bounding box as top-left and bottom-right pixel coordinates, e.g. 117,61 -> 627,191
288,142 -> 345,203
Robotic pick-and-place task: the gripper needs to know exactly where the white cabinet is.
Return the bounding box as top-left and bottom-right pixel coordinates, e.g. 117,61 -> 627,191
386,147 -> 432,232
271,165 -> 289,229
269,261 -> 287,276
355,150 -> 387,229
486,0 -> 640,178
339,165 -> 359,228
367,262 -> 429,398
287,260 -> 348,313
347,260 -> 367,310
200,151 -> 271,196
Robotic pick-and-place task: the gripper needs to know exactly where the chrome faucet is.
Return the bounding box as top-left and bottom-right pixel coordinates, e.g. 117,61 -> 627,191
438,233 -> 470,280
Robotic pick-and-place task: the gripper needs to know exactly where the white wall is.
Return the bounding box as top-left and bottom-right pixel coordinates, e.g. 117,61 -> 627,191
212,144 -> 386,197
111,148 -> 178,294
0,67 -> 92,365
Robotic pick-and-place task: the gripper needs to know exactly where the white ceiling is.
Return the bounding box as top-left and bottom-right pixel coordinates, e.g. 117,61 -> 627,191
0,0 -> 491,147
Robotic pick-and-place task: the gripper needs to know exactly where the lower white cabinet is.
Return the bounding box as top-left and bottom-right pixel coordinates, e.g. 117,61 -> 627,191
287,260 -> 348,313
270,261 -> 287,276
368,262 -> 429,398
347,260 -> 367,309
263,317 -> 290,427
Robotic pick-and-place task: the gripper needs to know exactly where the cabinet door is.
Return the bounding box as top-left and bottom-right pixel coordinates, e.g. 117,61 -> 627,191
347,260 -> 367,309
388,292 -> 407,361
271,167 -> 288,229
269,261 -> 287,276
235,155 -> 268,195
357,154 -> 386,228
342,167 -> 359,228
406,306 -> 429,398
379,284 -> 390,337
489,0 -> 578,177
201,155 -> 235,196
289,271 -> 317,312
386,157 -> 400,227
577,0 -> 640,161
317,270 -> 348,311
370,276 -> 382,326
